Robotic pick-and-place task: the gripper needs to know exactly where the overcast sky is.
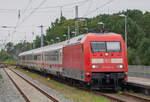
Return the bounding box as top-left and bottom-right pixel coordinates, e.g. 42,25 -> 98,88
0,0 -> 150,48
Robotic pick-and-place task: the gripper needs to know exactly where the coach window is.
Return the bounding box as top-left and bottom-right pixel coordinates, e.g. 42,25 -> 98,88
30,55 -> 32,60
44,54 -> 48,61
27,55 -> 29,60
27,55 -> 31,60
46,51 -> 58,61
25,56 -> 27,60
22,56 -> 25,61
37,55 -> 41,61
34,55 -> 37,60
55,51 -> 59,61
91,42 -> 106,52
19,57 -> 21,60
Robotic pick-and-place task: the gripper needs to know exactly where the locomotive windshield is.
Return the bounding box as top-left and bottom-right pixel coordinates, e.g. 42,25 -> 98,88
91,41 -> 121,52
91,42 -> 106,52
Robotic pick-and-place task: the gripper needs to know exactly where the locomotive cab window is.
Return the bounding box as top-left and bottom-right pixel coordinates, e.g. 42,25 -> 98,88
107,42 -> 121,52
91,42 -> 106,52
91,41 -> 121,52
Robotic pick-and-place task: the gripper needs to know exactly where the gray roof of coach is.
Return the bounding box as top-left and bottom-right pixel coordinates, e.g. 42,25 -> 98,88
65,34 -> 86,46
19,41 -> 67,56
19,34 -> 88,56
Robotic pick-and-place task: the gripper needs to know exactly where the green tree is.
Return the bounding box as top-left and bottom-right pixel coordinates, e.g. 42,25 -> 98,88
141,12 -> 150,37
137,38 -> 150,65
0,49 -> 12,61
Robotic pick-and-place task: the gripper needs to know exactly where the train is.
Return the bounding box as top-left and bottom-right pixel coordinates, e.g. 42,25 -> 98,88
18,32 -> 128,90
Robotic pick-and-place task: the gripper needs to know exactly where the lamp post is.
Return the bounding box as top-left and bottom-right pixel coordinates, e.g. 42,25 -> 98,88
71,31 -> 75,37
63,34 -> 67,40
56,37 -> 60,42
77,17 -> 89,34
98,22 -> 104,29
50,39 -> 54,43
83,27 -> 88,33
64,26 -> 70,39
32,32 -> 35,49
119,14 -> 127,48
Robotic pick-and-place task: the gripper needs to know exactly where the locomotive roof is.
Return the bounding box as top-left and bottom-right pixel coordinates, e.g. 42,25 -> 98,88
19,32 -> 121,56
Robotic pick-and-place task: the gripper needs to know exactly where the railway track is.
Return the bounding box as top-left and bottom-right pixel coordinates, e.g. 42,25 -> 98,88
95,91 -> 150,102
122,93 -> 150,102
4,68 -> 59,102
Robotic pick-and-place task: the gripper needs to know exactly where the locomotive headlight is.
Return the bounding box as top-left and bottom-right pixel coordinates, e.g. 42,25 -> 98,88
116,64 -> 123,68
92,65 -> 99,69
105,53 -> 109,56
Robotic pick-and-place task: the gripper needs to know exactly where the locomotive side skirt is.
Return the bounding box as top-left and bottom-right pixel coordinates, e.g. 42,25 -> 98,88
62,68 -> 85,81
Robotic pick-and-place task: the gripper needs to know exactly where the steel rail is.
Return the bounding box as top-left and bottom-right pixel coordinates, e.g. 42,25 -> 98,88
95,92 -> 126,102
4,68 -> 30,102
5,68 -> 59,102
96,91 -> 150,102
122,93 -> 150,102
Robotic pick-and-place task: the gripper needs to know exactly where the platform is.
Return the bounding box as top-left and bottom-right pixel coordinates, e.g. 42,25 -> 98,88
128,77 -> 150,89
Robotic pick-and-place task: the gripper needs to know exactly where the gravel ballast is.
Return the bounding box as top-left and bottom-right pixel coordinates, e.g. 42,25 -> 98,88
0,68 -> 25,102
12,68 -> 72,102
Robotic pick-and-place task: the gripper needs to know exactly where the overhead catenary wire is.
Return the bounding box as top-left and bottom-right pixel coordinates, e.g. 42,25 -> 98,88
0,0 -> 91,12
83,0 -> 93,17
34,0 -> 91,14
15,0 -> 47,29
83,0 -> 115,17
15,0 -> 33,30
21,0 -> 33,17
12,0 -> 91,34
41,0 -> 91,9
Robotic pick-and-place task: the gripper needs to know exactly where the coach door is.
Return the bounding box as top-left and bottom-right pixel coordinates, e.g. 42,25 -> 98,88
59,49 -> 63,64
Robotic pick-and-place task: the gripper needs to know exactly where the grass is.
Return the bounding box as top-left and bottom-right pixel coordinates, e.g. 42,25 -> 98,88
0,59 -> 17,65
10,66 -> 110,102
125,89 -> 150,99
117,91 -> 123,95
0,74 -> 2,79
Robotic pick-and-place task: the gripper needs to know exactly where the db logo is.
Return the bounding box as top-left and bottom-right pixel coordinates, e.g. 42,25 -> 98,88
104,59 -> 111,63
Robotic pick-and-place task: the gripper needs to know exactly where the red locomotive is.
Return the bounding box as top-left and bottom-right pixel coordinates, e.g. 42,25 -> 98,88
19,32 -> 128,90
